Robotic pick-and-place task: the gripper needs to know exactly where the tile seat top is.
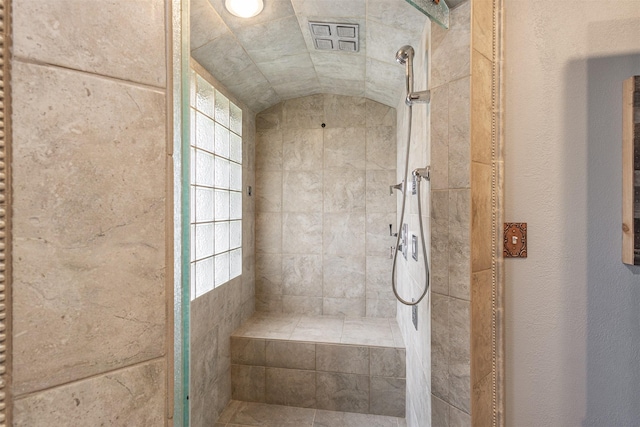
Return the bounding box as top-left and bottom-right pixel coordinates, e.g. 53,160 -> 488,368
231,313 -> 405,349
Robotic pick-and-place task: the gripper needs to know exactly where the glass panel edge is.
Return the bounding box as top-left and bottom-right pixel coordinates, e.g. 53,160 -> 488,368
405,0 -> 450,29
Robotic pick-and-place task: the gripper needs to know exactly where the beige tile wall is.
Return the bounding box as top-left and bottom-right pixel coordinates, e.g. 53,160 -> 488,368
255,94 -> 397,318
428,1 -> 473,426
426,0 -> 498,425
188,60 -> 256,426
11,0 -> 169,423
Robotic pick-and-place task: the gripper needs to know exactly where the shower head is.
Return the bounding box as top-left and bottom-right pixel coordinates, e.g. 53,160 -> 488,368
395,45 -> 430,106
396,45 -> 415,103
395,45 -> 415,65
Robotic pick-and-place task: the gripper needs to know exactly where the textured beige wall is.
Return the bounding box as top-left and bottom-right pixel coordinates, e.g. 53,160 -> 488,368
505,2 -> 640,426
11,0 -> 169,424
254,94 -> 397,318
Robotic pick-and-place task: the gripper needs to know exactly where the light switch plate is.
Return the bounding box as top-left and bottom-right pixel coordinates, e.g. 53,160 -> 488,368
504,223 -> 527,258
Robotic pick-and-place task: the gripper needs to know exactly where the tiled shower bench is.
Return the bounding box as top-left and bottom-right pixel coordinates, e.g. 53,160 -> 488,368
230,313 -> 406,418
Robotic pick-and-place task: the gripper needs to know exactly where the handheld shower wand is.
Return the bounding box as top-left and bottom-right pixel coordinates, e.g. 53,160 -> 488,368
391,45 -> 431,307
395,45 -> 431,106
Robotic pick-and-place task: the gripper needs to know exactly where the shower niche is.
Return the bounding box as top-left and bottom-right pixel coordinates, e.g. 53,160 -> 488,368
622,75 -> 640,265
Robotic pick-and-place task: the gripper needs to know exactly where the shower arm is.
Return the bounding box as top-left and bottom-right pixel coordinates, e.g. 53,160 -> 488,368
403,57 -> 430,105
406,89 -> 431,106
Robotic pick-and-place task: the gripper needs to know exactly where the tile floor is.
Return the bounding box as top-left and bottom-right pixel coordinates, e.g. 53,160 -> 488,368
232,313 -> 405,348
215,400 -> 408,427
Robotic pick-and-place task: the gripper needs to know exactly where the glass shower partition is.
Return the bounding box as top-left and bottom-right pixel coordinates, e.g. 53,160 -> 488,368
173,0 -> 191,425
405,0 -> 450,28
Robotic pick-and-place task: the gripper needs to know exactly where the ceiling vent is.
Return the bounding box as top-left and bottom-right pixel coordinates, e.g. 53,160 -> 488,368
308,21 -> 359,53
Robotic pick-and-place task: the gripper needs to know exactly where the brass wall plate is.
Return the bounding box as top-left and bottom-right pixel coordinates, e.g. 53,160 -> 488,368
504,223 -> 527,258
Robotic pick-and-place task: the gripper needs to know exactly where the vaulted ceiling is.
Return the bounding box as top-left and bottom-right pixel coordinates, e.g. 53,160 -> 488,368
191,0 -> 464,112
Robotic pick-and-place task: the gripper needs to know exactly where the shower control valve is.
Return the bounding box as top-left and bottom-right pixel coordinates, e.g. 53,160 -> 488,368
401,223 -> 409,260
411,234 -> 418,261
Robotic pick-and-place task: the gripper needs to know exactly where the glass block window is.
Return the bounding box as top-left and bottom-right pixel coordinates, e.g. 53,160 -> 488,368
190,69 -> 242,300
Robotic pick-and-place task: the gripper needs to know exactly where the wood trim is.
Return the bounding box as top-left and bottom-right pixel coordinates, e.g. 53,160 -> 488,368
622,76 -> 636,265
0,0 -> 10,424
491,0 -> 505,425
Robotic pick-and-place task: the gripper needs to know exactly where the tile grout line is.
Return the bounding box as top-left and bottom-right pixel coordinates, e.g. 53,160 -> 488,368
12,356 -> 166,401
321,103 -> 326,317
13,55 -> 168,92
310,407 -> 317,426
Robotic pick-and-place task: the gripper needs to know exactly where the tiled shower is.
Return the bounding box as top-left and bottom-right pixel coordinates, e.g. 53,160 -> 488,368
9,0 -> 500,425
188,1 -> 485,426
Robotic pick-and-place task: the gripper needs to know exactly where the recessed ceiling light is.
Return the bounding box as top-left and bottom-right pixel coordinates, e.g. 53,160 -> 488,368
225,0 -> 264,18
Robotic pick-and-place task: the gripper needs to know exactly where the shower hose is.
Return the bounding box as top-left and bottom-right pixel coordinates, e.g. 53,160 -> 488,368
391,103 -> 430,306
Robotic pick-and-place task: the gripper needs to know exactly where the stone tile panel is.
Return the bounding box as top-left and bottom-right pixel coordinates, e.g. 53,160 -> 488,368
14,360 -> 165,426
265,367 -> 316,408
370,347 -> 406,378
316,344 -> 369,375
231,337 -> 266,366
316,372 -> 370,414
231,365 -> 266,403
266,340 -> 316,370
13,0 -> 166,87
12,62 -> 166,394
370,376 -> 406,417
